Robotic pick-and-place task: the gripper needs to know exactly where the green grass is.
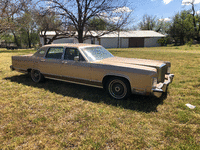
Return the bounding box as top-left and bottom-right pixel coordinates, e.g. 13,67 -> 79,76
0,45 -> 200,149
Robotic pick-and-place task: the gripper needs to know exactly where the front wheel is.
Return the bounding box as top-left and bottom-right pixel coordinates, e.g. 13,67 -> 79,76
106,77 -> 131,100
31,69 -> 44,83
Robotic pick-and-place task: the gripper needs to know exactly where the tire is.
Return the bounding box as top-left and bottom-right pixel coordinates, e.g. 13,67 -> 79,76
106,77 -> 131,100
31,69 -> 44,83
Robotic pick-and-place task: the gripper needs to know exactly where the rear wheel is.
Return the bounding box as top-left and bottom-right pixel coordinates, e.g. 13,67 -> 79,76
106,77 -> 131,100
31,69 -> 44,83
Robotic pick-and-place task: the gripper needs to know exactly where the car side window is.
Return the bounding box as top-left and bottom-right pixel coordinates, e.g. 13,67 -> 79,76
39,49 -> 45,55
46,47 -> 64,59
34,48 -> 46,57
64,48 -> 85,61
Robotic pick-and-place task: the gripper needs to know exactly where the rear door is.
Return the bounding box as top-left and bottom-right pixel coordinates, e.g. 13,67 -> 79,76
39,47 -> 64,76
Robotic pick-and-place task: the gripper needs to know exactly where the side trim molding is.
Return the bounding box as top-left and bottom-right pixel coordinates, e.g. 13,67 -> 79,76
43,73 -> 103,88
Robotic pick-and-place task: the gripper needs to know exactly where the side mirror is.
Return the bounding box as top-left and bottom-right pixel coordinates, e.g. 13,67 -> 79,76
74,56 -> 79,62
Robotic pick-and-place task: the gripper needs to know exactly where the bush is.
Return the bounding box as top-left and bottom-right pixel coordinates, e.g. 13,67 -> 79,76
157,37 -> 170,46
186,39 -> 193,47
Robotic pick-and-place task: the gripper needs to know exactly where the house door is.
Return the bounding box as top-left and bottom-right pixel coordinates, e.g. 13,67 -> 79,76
129,38 -> 144,47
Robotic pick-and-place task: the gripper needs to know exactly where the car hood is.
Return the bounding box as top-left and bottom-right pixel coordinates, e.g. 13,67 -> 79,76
97,57 -> 165,69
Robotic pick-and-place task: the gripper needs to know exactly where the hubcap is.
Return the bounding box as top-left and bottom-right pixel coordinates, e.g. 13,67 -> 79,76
108,79 -> 127,99
32,70 -> 40,82
34,72 -> 39,78
115,86 -> 121,92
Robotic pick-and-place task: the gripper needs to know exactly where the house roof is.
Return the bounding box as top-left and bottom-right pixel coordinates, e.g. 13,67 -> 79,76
40,30 -> 166,38
100,30 -> 166,38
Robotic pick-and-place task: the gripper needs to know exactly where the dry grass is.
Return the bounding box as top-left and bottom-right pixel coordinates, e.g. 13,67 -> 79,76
0,45 -> 200,149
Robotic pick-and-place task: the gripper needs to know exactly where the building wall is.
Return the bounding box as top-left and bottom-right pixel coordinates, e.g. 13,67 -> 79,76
94,38 -> 100,45
100,38 -> 118,48
52,38 -> 78,44
40,37 -> 44,46
39,37 -> 78,45
99,37 -> 129,48
40,36 -> 56,45
40,36 -> 162,48
121,38 -> 129,48
48,37 -> 129,48
144,37 -> 161,47
83,39 -> 91,44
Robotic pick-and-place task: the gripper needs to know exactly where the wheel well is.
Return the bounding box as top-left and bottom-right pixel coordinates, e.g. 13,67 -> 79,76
27,68 -> 32,74
27,69 -> 32,73
102,75 -> 131,90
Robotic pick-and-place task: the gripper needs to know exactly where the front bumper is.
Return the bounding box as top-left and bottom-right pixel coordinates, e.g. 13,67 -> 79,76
152,74 -> 174,98
10,65 -> 15,71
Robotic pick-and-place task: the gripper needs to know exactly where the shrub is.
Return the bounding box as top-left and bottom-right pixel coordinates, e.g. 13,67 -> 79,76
186,39 -> 193,47
157,37 -> 170,46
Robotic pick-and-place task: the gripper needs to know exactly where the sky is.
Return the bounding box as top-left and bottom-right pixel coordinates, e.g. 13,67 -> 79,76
38,0 -> 200,27
129,0 -> 200,26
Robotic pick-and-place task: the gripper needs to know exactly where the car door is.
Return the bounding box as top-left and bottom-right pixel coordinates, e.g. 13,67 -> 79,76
61,48 -> 101,86
39,47 -> 64,76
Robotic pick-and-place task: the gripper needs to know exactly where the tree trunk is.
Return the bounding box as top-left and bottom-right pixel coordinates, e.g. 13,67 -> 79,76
43,36 -> 47,45
12,31 -> 20,47
180,33 -> 184,45
78,30 -> 83,43
41,31 -> 47,45
48,35 -> 58,44
27,31 -> 31,48
117,30 -> 120,48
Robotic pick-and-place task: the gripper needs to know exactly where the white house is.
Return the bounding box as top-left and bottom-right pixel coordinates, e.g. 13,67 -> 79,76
40,30 -> 166,48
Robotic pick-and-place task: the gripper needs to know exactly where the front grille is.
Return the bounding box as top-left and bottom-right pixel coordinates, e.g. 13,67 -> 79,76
158,64 -> 167,83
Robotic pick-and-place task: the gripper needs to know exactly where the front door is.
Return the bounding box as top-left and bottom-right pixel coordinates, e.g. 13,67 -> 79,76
61,48 -> 101,86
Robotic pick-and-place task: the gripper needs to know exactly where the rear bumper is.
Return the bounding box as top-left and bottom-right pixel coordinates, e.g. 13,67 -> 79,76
152,74 -> 174,98
10,65 -> 27,73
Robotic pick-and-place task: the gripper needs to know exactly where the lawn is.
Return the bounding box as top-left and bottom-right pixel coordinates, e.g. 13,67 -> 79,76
0,46 -> 199,149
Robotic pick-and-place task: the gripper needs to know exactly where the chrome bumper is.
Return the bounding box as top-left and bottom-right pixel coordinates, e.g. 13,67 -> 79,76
152,74 -> 174,98
10,65 -> 15,71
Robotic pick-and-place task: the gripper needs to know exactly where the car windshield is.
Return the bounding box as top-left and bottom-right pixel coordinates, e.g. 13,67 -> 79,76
81,46 -> 114,62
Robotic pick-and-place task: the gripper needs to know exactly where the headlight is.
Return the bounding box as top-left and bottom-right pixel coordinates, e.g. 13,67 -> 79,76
167,67 -> 171,74
152,78 -> 157,88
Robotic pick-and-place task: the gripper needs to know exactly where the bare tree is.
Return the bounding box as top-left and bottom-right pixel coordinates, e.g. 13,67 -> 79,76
139,14 -> 157,31
138,14 -> 170,34
0,0 -> 33,47
0,0 -> 19,34
34,10 -> 75,45
0,0 -> 32,32
0,0 -> 22,46
39,0 -> 132,43
18,11 -> 38,48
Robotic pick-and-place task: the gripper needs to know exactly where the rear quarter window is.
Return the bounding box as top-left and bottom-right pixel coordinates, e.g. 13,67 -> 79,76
34,48 -> 46,57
